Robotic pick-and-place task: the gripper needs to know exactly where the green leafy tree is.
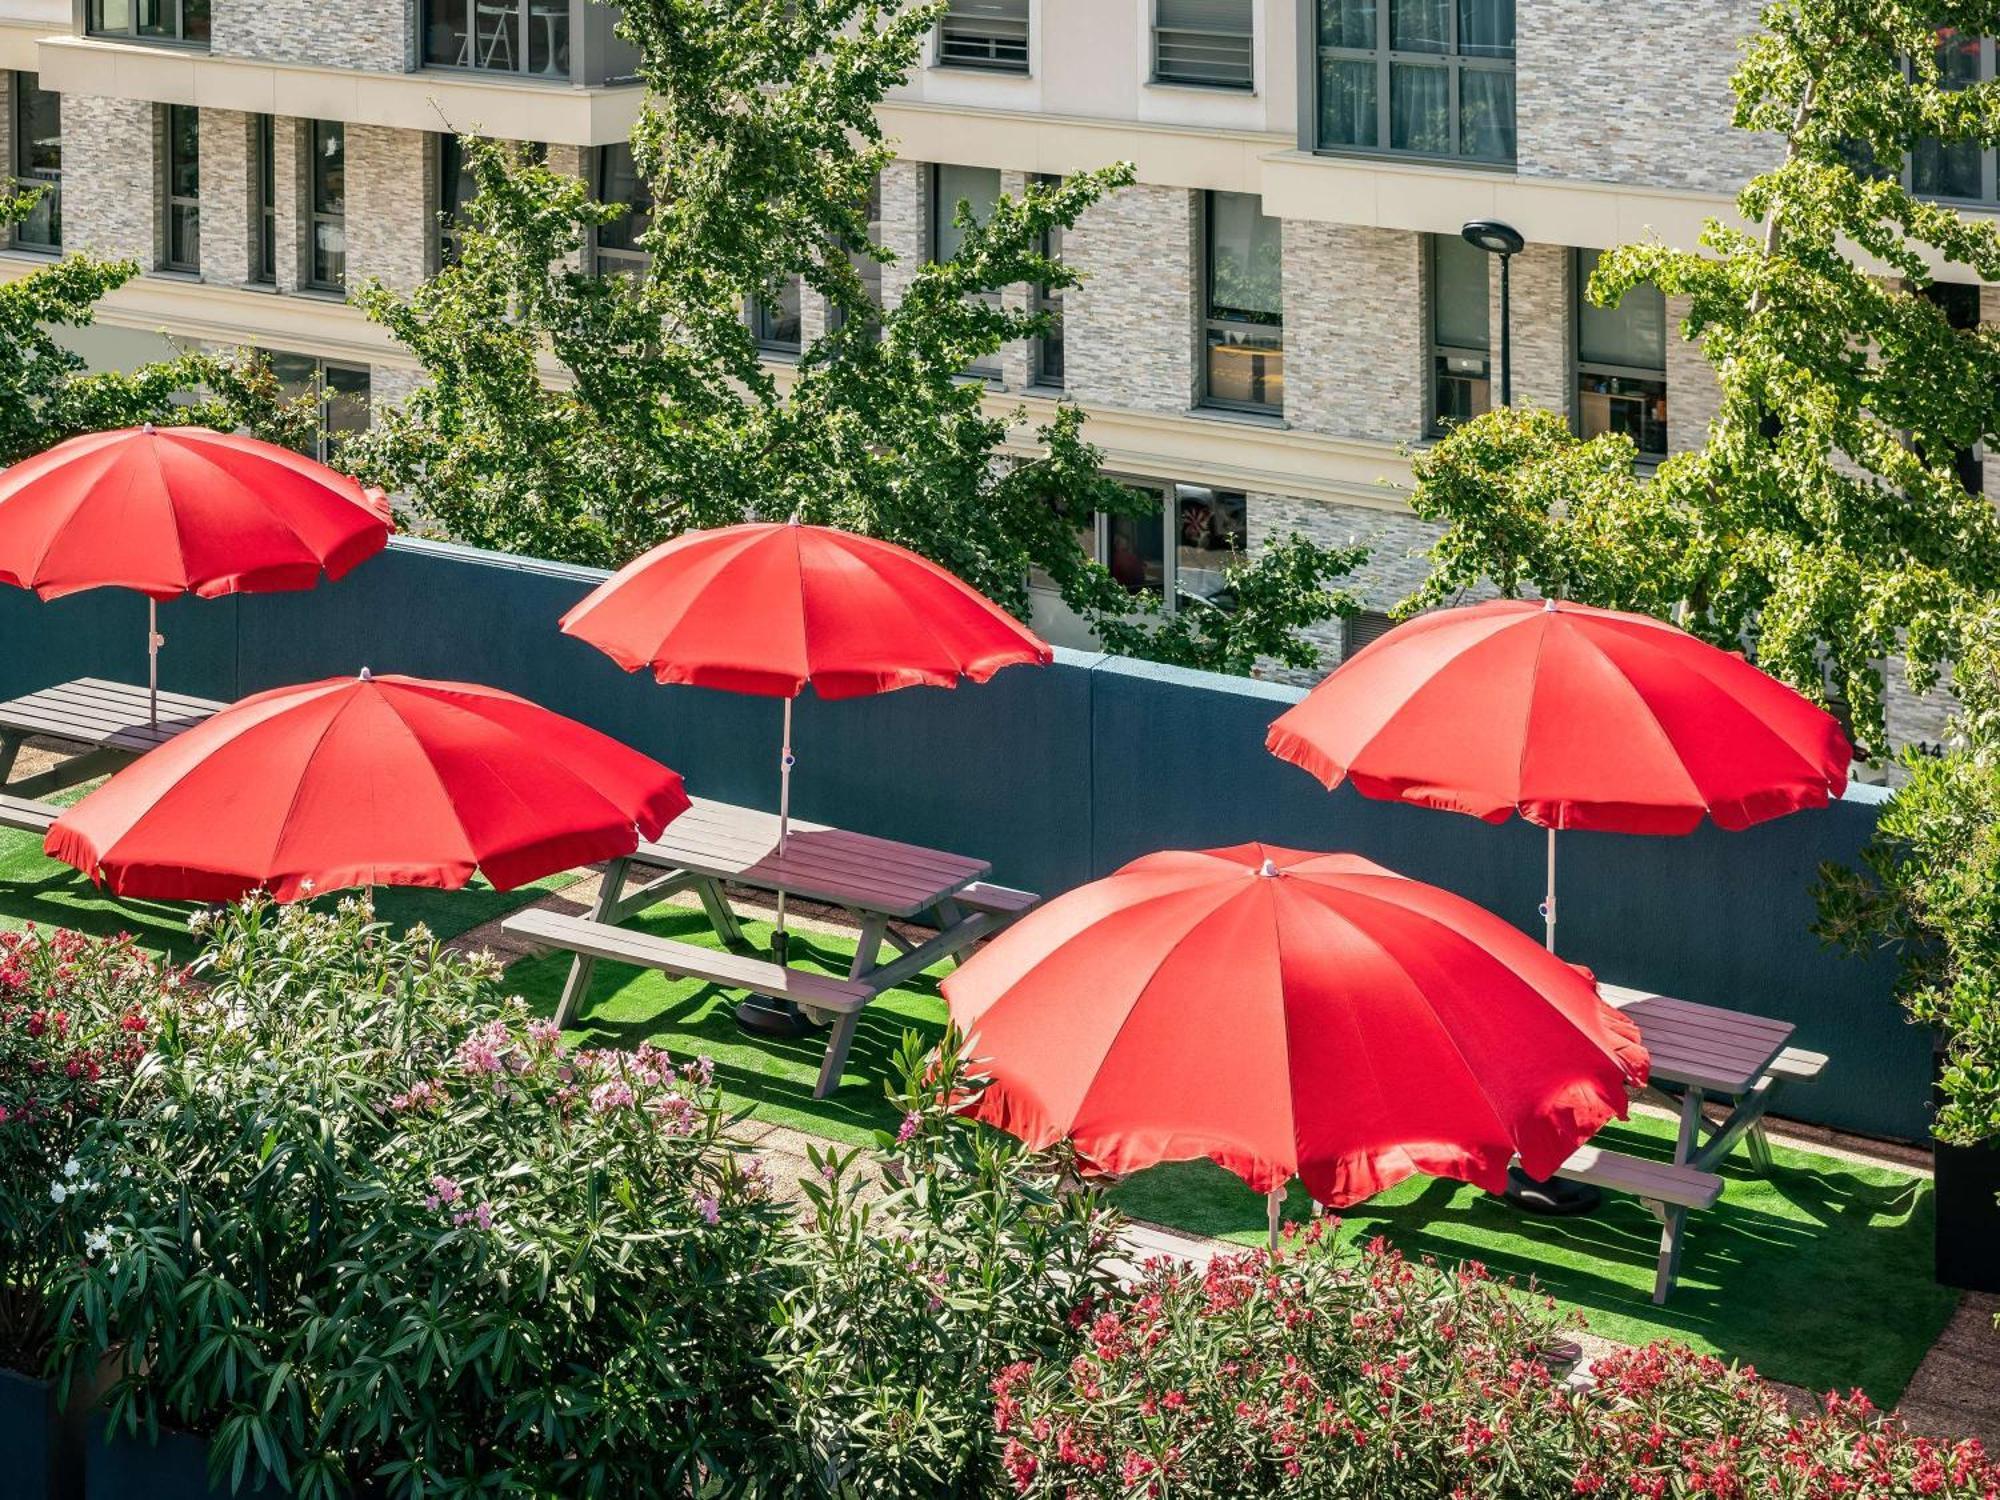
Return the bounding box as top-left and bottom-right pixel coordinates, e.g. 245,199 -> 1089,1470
0,187 -> 314,463
346,0 -> 1356,675
1405,0 -> 2000,756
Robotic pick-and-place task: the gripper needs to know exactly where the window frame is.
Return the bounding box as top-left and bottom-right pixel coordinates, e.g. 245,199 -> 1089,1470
591,142 -> 652,278
1153,0 -> 1255,91
1427,231 -> 1491,436
749,277 -> 804,356
935,0 -> 1031,74
252,113 -> 276,284
1312,0 -> 1517,167
1573,247 -> 1669,460
419,0 -> 575,81
1905,31 -> 1999,205
85,0 -> 210,48
160,102 -> 200,274
1029,171 -> 1064,388
306,120 -> 345,293
9,71 -> 61,254
929,163 -> 1004,381
263,349 -> 372,465
1200,189 -> 1285,416
1036,479 -> 1251,618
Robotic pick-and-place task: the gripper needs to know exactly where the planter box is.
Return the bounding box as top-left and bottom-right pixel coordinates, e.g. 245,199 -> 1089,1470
1934,1135 -> 2000,1293
84,1413 -> 273,1500
0,1366 -> 64,1500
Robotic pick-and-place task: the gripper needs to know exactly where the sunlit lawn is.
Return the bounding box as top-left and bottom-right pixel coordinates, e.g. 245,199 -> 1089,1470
506,900 -> 1956,1405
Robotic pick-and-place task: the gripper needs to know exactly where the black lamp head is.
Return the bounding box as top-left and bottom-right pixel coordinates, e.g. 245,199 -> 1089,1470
1460,219 -> 1526,257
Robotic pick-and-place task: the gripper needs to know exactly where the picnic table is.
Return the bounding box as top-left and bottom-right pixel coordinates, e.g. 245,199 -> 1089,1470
509,797 -> 1037,1098
0,678 -> 226,799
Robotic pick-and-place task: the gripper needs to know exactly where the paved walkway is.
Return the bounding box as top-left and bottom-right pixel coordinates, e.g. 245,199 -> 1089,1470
452,870 -> 2000,1444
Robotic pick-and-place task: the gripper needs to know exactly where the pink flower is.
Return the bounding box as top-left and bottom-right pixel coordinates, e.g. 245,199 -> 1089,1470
590,1080 -> 635,1113
694,1193 -> 720,1225
896,1112 -> 922,1144
389,1079 -> 445,1113
525,1018 -> 562,1050
426,1174 -> 463,1211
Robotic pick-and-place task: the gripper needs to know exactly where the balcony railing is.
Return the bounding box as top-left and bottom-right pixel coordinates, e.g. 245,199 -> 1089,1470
421,0 -> 638,85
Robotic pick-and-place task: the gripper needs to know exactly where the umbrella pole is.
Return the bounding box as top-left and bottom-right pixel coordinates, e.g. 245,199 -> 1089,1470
147,598 -> 160,727
774,695 -> 794,963
1543,825 -> 1557,952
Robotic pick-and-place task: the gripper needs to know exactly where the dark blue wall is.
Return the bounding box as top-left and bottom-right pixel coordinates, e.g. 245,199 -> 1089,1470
0,538 -> 1927,1141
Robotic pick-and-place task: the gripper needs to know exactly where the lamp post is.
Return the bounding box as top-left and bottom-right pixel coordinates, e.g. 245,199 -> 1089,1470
1460,219 -> 1525,406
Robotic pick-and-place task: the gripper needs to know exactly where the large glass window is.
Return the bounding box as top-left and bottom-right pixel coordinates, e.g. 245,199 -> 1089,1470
1430,232 -> 1489,432
264,351 -> 371,464
253,114 -> 275,284
1576,248 -> 1667,458
423,0 -> 571,78
937,0 -> 1029,72
932,164 -> 1003,379
828,173 -> 883,341
750,279 -> 803,354
1154,0 -> 1254,89
1037,482 -> 1249,614
308,122 -> 345,291
1921,281 -> 1985,494
1315,0 -> 1515,164
593,142 -> 652,277
1909,30 -> 1997,202
162,104 -> 199,273
10,73 -> 60,253
1203,191 -> 1283,414
1031,172 -> 1063,388
87,0 -> 210,45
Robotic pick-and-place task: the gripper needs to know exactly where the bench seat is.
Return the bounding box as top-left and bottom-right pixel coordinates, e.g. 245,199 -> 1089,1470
0,794 -> 59,835
1546,1144 -> 1723,1303
954,881 -> 1039,918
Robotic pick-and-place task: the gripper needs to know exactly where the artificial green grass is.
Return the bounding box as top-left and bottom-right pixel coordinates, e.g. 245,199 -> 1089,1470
0,824 -> 580,960
507,900 -> 1955,1405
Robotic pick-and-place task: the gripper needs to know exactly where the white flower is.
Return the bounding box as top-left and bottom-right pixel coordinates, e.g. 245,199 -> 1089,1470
84,1228 -> 111,1256
48,1183 -> 67,1204
116,1164 -> 132,1179
62,1157 -> 80,1178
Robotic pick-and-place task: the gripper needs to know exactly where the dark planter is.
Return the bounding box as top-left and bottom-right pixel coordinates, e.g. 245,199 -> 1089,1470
0,1366 -> 65,1500
1934,1135 -> 2000,1292
83,1413 -> 273,1500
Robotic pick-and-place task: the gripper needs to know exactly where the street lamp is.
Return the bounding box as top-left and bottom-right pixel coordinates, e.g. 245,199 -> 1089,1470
1461,219 -> 1525,407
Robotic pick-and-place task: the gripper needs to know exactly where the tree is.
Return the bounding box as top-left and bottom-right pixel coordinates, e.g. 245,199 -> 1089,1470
345,0 -> 1357,675
1404,0 -> 2000,756
0,187 -> 314,464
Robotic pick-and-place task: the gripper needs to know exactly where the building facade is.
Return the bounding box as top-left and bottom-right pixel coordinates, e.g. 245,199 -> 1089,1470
0,0 -> 1974,747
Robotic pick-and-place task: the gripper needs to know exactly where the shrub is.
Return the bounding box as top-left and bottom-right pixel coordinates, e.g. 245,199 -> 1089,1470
765,1031 -> 1120,1495
51,899 -> 789,1498
0,926 -> 179,1373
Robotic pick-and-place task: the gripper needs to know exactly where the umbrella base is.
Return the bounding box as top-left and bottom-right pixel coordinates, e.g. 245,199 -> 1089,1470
1501,1165 -> 1602,1216
736,996 -> 812,1038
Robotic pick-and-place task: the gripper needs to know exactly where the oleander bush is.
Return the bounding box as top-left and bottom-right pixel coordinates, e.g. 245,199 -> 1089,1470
0,926 -> 181,1374
47,899 -> 789,1499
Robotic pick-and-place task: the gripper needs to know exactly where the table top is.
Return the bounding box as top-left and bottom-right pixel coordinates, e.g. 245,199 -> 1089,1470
0,677 -> 226,756
1601,983 -> 1795,1095
637,797 -> 991,920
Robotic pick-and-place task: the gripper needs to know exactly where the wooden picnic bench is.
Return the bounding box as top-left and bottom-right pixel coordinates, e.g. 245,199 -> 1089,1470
502,798 -> 1038,1099
0,794 -> 59,836
0,678 -> 225,798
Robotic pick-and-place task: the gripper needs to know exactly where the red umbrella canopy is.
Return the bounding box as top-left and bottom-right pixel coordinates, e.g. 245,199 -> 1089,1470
45,672 -> 690,903
558,521 -> 1052,699
942,843 -> 1649,1206
0,424 -> 393,601
1265,599 -> 1851,835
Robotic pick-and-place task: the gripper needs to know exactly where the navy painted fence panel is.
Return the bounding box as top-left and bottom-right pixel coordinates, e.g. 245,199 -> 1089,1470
0,537 -> 1931,1141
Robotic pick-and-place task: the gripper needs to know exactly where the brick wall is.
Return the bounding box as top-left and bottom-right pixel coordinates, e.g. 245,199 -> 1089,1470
1664,292 -> 1721,456
346,124 -> 435,293
1498,241 -> 1571,418
1515,0 -> 1777,195
212,0 -> 414,72
59,95 -> 160,266
878,159 -> 926,312
271,115 -> 308,293
1064,183 -> 1197,415
196,109 -> 258,288
1282,222 -> 1422,443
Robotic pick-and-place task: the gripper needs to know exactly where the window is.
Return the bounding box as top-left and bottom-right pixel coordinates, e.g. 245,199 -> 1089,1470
1343,609 -> 1398,659
1430,232 -> 1489,432
1906,30 -> 1998,202
1576,248 -> 1667,458
1315,0 -> 1515,164
937,0 -> 1029,72
308,121 -> 345,291
423,0 -> 571,78
1154,0 -> 1253,89
87,0 -> 210,45
435,133 -> 477,268
1031,172 -> 1063,387
1036,483 -> 1249,613
750,279 -> 803,354
266,351 -> 371,464
1203,191 -> 1283,413
1921,281 -> 1984,494
593,142 -> 652,277
829,172 -> 883,340
161,104 -> 199,273
253,114 -> 275,283
932,164 -> 1003,379
9,73 -> 60,253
